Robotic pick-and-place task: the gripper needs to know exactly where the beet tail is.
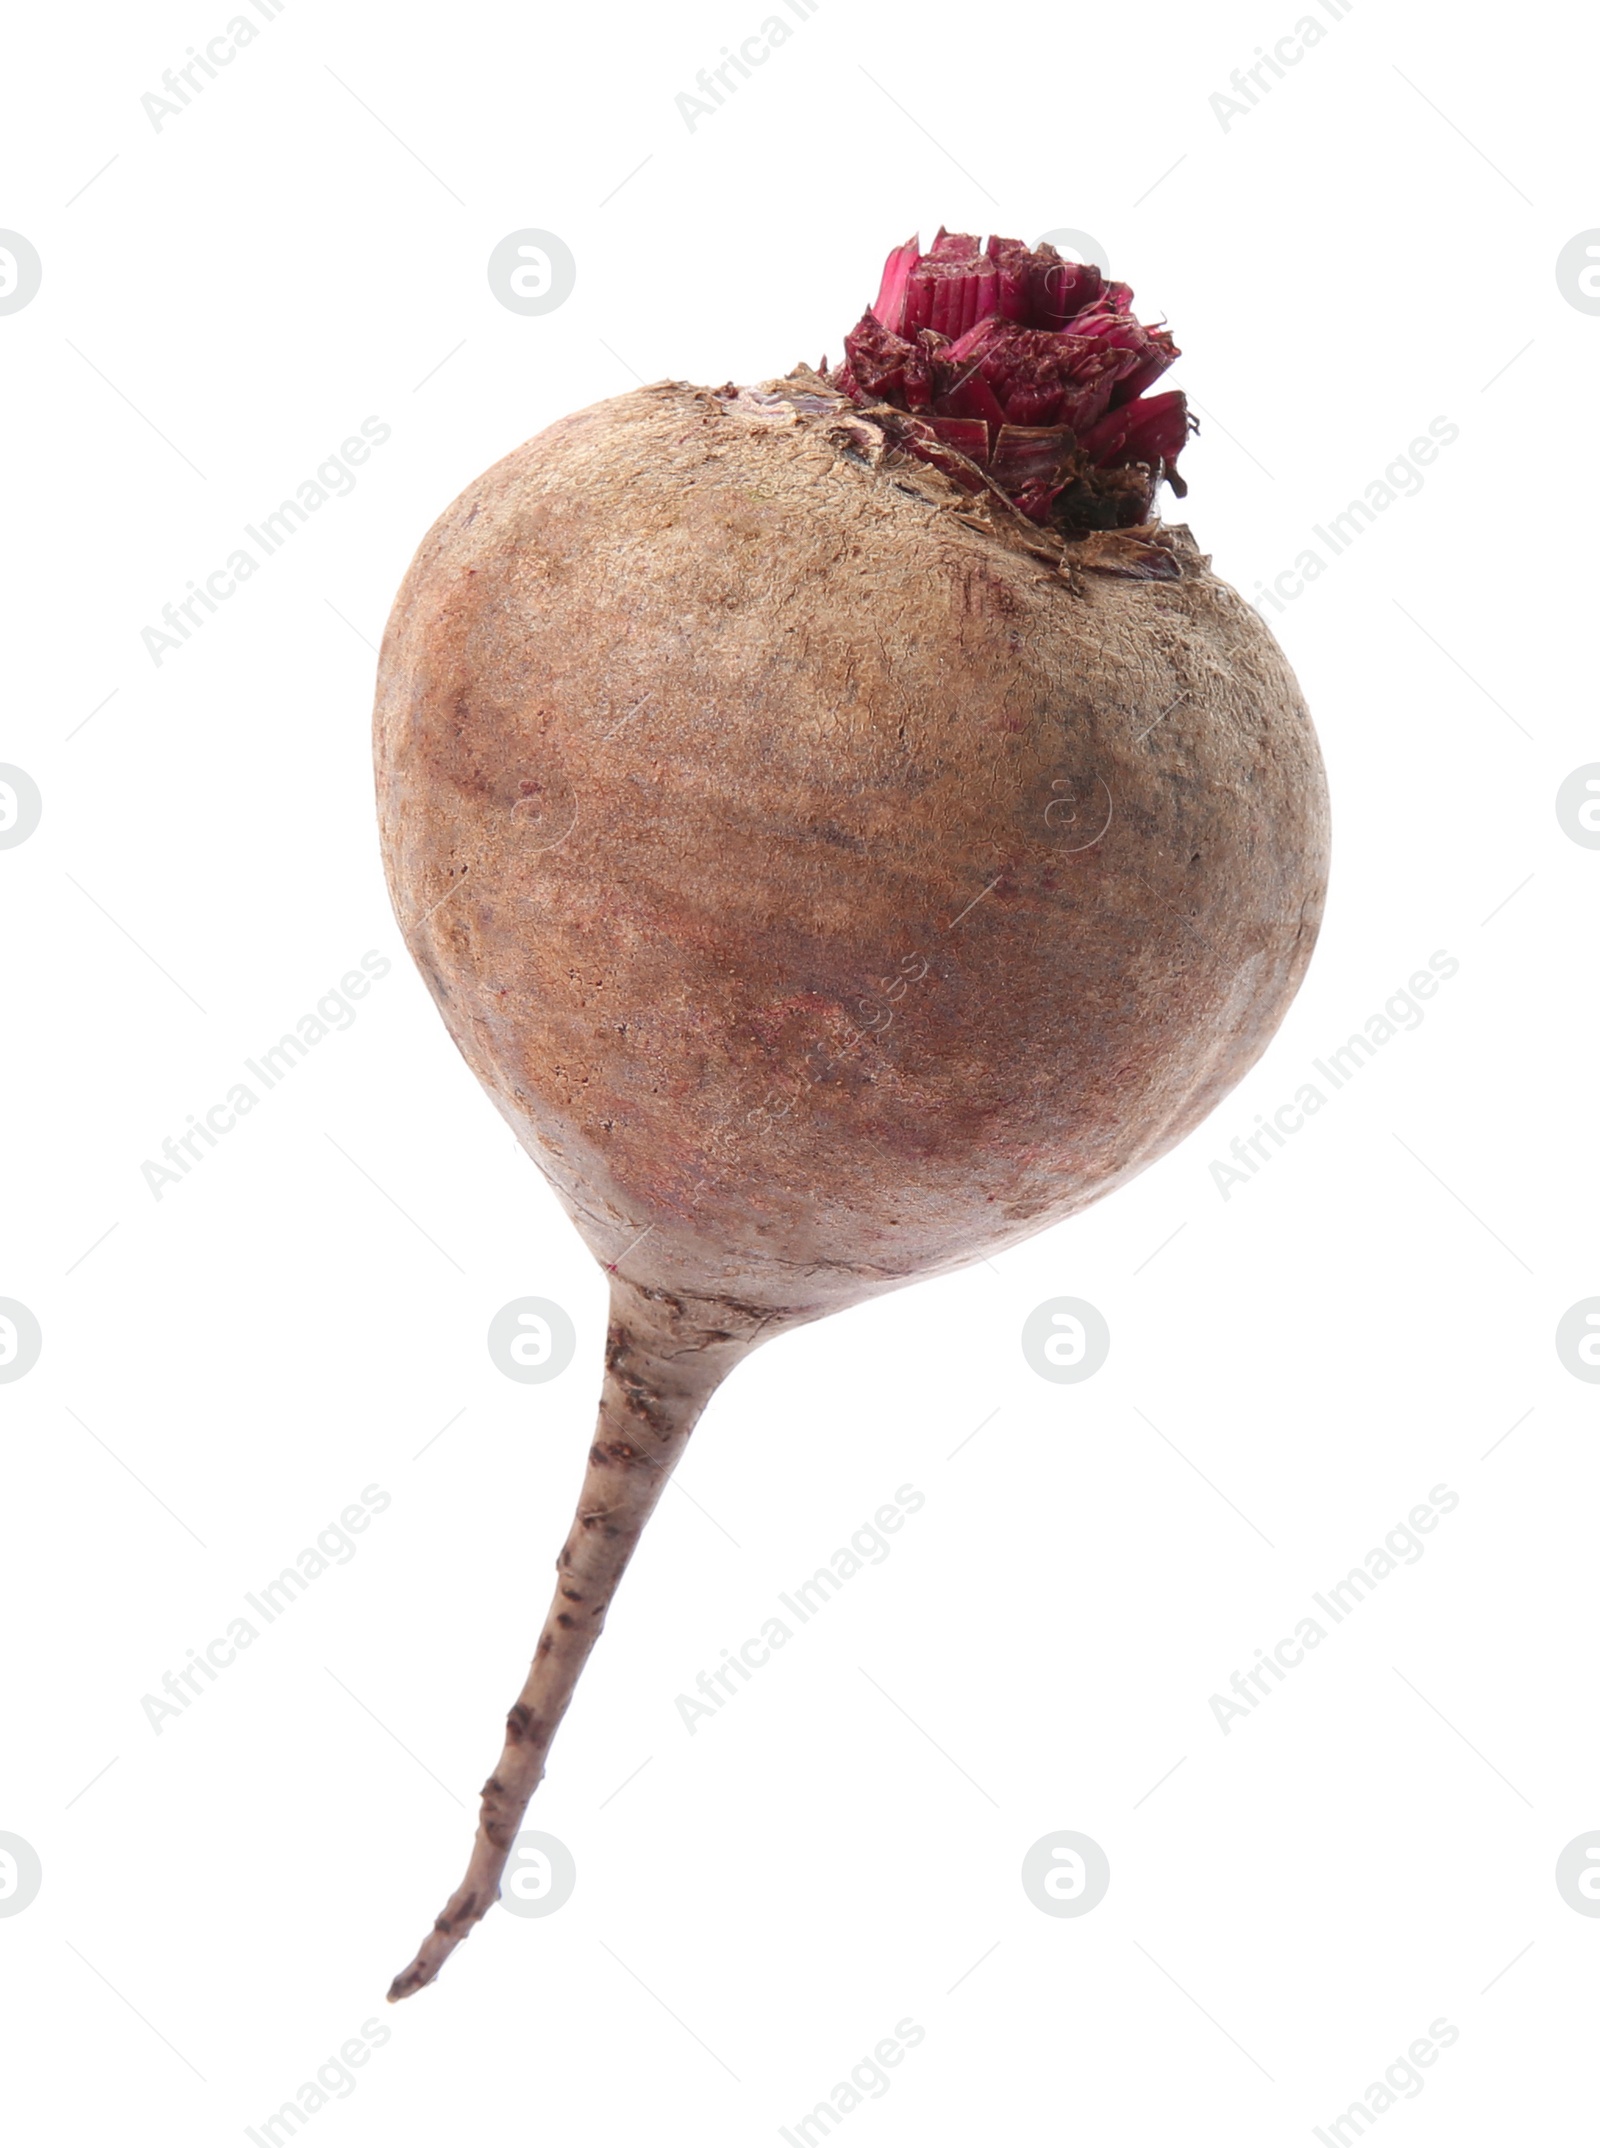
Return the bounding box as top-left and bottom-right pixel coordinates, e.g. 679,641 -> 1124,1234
386,1278 -> 762,2001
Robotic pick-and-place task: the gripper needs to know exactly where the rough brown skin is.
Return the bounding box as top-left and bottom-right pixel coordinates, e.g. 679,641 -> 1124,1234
374,370 -> 1329,1997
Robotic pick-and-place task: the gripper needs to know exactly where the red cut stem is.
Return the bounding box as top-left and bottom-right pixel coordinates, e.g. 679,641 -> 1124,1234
871,236 -> 920,336
386,1280 -> 762,2001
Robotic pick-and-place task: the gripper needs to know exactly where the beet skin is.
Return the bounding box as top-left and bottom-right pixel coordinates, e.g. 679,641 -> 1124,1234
376,373 -> 1328,1332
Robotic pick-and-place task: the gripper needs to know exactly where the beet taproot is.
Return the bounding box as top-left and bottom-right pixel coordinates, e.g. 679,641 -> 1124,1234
373,230 -> 1330,1998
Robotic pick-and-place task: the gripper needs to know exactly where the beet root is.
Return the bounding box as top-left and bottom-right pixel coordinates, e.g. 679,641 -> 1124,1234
384,1283 -> 751,2000
373,365 -> 1328,1996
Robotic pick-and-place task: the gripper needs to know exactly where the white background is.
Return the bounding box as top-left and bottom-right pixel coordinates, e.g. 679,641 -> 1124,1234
2,0 -> 1597,2141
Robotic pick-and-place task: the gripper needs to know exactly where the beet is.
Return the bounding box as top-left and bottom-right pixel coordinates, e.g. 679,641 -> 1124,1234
372,229 -> 1329,1998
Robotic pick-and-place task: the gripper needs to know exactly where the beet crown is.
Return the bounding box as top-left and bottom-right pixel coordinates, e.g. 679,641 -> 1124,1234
828,229 -> 1191,534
